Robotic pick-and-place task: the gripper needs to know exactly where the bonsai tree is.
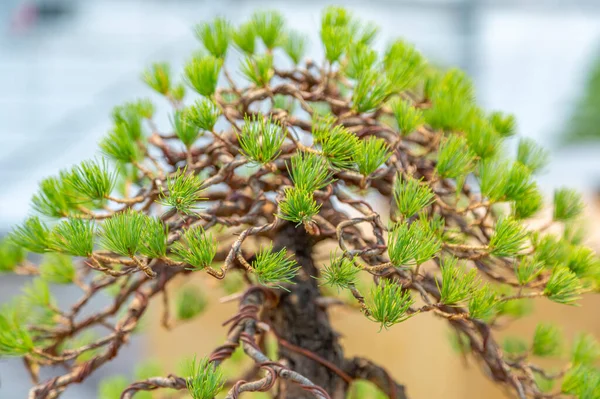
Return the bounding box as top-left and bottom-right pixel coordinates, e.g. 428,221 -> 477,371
1,6 -> 600,399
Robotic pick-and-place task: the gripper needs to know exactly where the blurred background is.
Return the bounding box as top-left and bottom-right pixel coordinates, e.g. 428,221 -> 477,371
1,0 -> 600,398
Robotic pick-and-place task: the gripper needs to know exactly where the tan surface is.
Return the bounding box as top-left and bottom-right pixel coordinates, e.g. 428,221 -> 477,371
148,195 -> 600,398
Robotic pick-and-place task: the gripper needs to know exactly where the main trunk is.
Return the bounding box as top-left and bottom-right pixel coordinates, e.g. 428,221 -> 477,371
263,223 -> 348,398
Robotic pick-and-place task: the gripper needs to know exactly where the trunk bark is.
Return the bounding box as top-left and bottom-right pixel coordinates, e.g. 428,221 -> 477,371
264,222 -> 348,398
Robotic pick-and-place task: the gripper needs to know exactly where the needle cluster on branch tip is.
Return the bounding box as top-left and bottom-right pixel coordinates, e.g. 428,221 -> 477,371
1,5 -> 600,399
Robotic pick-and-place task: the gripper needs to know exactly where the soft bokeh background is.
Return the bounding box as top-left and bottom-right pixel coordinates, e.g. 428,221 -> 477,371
1,0 -> 600,398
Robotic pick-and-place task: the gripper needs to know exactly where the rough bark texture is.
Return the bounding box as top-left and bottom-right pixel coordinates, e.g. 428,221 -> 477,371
264,222 -> 348,398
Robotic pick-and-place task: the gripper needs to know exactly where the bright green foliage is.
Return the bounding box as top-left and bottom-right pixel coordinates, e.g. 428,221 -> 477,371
436,135 -> 475,179
561,364 -> 600,398
544,267 -> 583,305
393,175 -> 435,218
438,257 -> 478,305
465,118 -> 501,159
352,69 -> 391,113
241,54 -> 273,86
512,183 -> 544,219
532,323 -> 562,357
185,98 -> 221,132
0,311 -> 34,357
571,333 -> 600,365
171,83 -> 186,102
130,98 -> 155,119
390,98 -> 423,136
273,94 -> 296,113
563,221 -> 587,245
566,246 -> 599,278
277,187 -> 321,224
140,217 -> 168,259
48,219 -> 94,257
142,62 -> 171,95
320,125 -> 359,169
0,238 -> 25,272
67,159 -> 115,201
288,151 -> 332,192
468,284 -> 497,320
479,159 -> 510,202
311,113 -> 336,143
238,114 -> 285,165
32,174 -> 77,218
99,209 -> 147,257
383,40 -> 426,92
10,217 -> 50,253
185,356 -> 224,399
40,254 -> 76,284
353,136 -> 391,176
320,7 -> 352,63
534,233 -> 570,268
112,102 -> 144,141
251,244 -> 299,288
282,31 -> 306,64
515,257 -> 543,286
23,278 -> 53,307
345,42 -> 377,80
176,286 -> 208,321
251,11 -> 285,49
425,69 -> 475,131
367,281 -> 414,330
171,226 -> 217,271
534,373 -> 556,394
488,111 -> 516,137
496,287 -> 533,318
553,188 -> 584,222
502,336 -> 529,357
387,221 -> 441,267
100,123 -> 141,163
320,253 -> 359,290
158,169 -> 205,215
232,21 -> 256,55
504,162 -> 535,202
98,375 -> 129,399
172,110 -> 200,149
195,17 -> 231,59
517,138 -> 549,174
184,54 -> 222,97
489,218 -> 528,258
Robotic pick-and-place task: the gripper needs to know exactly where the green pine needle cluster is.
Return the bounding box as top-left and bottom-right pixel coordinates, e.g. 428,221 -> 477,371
99,209 -> 147,257
238,114 -> 285,165
184,54 -> 222,97
48,219 -> 94,257
185,98 -> 221,132
251,11 -> 285,50
32,174 -> 78,218
172,110 -> 200,149
532,323 -> 563,357
319,125 -> 359,170
0,238 -> 26,272
159,169 -> 205,215
353,136 -> 391,176
39,254 -> 76,284
543,267 -> 583,305
436,135 -> 475,179
438,257 -> 478,305
140,217 -> 168,259
571,332 -> 600,365
0,311 -> 34,357
367,281 -> 414,330
288,151 -> 332,192
241,54 -> 274,87
553,188 -> 584,222
489,218 -> 528,258
468,284 -> 497,321
277,187 -> 321,224
176,286 -> 208,321
10,217 -> 50,254
232,22 -> 257,55
383,40 -> 426,92
517,138 -> 549,174
390,98 -> 424,136
195,17 -> 231,59
387,220 -> 441,267
393,175 -> 435,218
352,69 -> 391,113
320,253 -> 359,290
66,159 -> 116,202
251,244 -> 299,289
142,62 -> 171,95
515,257 -> 544,286
185,356 -> 224,399
171,226 -> 217,271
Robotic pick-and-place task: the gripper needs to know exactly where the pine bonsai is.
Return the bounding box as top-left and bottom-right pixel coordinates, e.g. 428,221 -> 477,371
1,6 -> 600,399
